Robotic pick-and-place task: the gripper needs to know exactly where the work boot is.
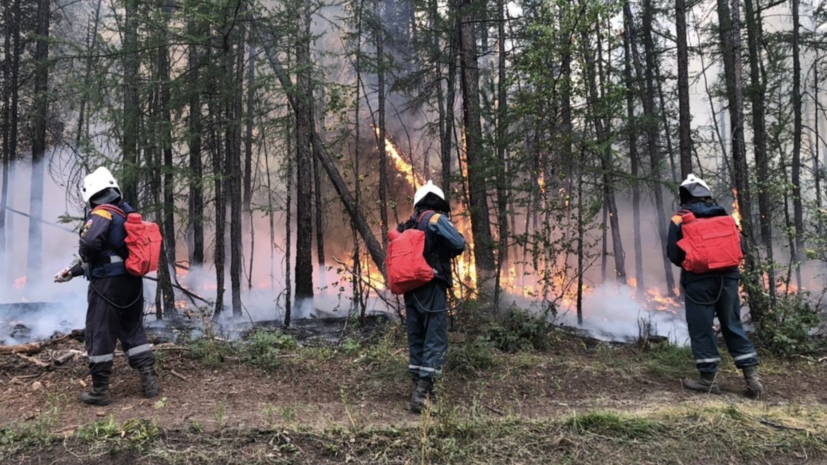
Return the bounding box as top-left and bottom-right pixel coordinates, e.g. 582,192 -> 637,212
139,365 -> 160,398
410,378 -> 433,414
79,375 -> 112,406
742,366 -> 763,396
681,371 -> 721,394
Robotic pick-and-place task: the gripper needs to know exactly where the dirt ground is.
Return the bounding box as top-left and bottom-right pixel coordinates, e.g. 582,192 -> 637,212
1,329 -> 826,464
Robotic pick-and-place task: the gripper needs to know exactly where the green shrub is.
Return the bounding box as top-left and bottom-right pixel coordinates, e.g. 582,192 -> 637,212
488,310 -> 554,353
758,294 -> 822,357
242,330 -> 297,369
445,338 -> 496,374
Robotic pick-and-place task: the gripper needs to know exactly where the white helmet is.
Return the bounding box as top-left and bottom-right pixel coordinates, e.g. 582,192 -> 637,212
679,174 -> 712,203
414,180 -> 445,207
82,167 -> 121,203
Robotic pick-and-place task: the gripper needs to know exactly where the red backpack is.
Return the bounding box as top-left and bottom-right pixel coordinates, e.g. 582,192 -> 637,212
676,211 -> 743,273
92,205 -> 163,277
386,211 -> 435,295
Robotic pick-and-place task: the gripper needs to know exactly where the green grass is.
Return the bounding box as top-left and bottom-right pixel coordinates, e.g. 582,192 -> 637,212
565,411 -> 667,440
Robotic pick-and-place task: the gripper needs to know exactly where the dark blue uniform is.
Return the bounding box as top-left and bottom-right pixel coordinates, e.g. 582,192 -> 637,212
401,210 -> 465,380
667,202 -> 758,373
69,201 -> 154,377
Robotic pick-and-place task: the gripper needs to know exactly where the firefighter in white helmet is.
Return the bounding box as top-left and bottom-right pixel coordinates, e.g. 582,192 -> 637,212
390,181 -> 465,413
54,167 -> 159,405
667,174 -> 762,396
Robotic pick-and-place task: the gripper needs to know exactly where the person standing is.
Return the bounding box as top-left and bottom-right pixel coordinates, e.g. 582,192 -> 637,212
390,181 -> 465,413
54,167 -> 160,405
667,175 -> 763,396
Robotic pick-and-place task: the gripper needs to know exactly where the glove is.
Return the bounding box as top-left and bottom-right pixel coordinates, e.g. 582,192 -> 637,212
54,268 -> 73,283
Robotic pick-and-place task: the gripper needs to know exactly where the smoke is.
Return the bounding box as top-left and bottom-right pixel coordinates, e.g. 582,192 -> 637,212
565,284 -> 690,345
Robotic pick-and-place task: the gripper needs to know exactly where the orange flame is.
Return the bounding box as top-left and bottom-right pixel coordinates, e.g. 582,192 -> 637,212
375,127 -> 424,189
14,276 -> 26,290
732,189 -> 742,232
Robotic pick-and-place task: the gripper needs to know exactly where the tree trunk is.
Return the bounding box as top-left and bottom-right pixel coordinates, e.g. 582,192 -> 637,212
209,33 -> 226,319
285,109 -> 294,325
744,0 -> 774,304
313,97 -> 326,285
159,0 -> 176,274
294,0 -> 315,314
243,45 -> 255,213
459,0 -> 496,295
75,0 -> 103,148
228,19 -> 245,318
27,0 -> 50,284
376,0 -> 390,251
676,0 -> 692,179
441,15 -> 458,201
494,0 -> 508,302
624,25 -> 644,296
655,63 -> 677,183
716,0 -> 765,323
260,31 -> 386,273
581,27 -> 626,285
629,0 -> 675,296
122,0 -> 140,204
0,0 -> 14,267
791,0 -> 804,287
187,19 -> 204,266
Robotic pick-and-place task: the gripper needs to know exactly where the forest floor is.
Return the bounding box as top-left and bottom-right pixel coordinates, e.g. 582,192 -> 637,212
1,320 -> 826,464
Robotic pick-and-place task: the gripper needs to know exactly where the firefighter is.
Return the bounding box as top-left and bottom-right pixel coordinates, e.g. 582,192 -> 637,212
54,167 -> 159,405
393,181 -> 465,414
667,174 -> 763,396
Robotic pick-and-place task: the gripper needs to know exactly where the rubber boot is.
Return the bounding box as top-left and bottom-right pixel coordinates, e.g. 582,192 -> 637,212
410,378 -> 432,414
80,375 -> 112,406
742,366 -> 763,396
139,365 -> 160,398
681,371 -> 721,394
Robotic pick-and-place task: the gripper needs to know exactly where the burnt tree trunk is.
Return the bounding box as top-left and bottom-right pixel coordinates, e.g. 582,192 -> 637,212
294,0 -> 315,315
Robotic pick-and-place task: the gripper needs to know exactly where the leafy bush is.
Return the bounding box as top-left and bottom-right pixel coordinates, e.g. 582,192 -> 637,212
242,330 -> 298,369
758,294 -> 822,357
445,338 -> 496,374
488,310 -> 554,353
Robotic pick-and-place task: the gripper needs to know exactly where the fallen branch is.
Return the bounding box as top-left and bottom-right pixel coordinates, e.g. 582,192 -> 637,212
14,353 -> 49,368
53,352 -> 76,366
169,370 -> 189,381
150,343 -> 191,351
143,276 -> 212,306
0,334 -> 73,355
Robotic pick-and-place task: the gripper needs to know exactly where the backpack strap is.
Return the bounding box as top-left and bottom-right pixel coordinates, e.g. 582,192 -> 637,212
92,204 -> 127,219
417,210 -> 435,223
671,209 -> 693,225
91,204 -> 128,260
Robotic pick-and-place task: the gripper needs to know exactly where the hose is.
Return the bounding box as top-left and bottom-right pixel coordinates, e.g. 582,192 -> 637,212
682,275 -> 725,306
